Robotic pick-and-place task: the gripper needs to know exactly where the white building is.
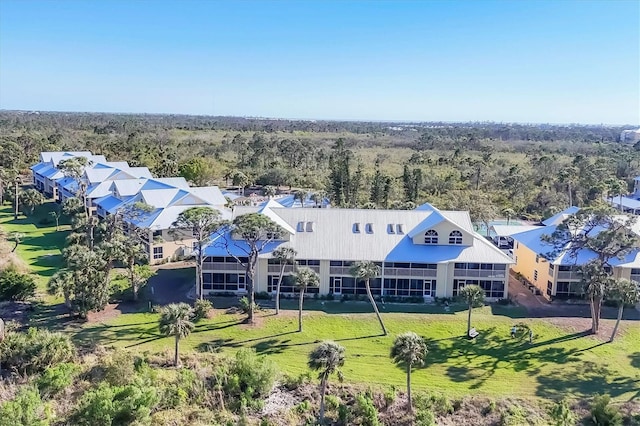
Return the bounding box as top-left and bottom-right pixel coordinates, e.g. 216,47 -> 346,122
202,202 -> 514,300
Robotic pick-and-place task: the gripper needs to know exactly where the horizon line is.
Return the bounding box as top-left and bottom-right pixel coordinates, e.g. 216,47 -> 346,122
1,108 -> 638,128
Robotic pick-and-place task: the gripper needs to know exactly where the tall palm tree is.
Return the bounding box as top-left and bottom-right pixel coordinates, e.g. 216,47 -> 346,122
606,278 -> 640,342
159,303 -> 195,367
308,341 -> 346,424
294,267 -> 319,332
460,285 -> 485,337
293,189 -> 308,207
350,261 -> 387,335
501,207 -> 516,226
310,190 -> 327,208
390,332 -> 428,410
271,246 -> 297,314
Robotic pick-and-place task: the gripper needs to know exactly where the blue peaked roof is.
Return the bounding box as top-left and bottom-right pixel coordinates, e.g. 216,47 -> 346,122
385,236 -> 466,262
542,206 -> 580,226
203,229 -> 284,257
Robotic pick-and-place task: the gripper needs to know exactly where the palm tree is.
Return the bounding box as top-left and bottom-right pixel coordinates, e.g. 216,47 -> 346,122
271,246 -> 297,314
501,207 -> 516,226
607,278 -> 640,342
19,189 -> 44,215
48,269 -> 73,310
264,185 -> 277,198
293,189 -> 308,207
49,205 -> 62,231
159,303 -> 195,367
350,261 -> 387,335
310,190 -> 327,208
308,341 -> 346,424
460,285 -> 485,337
294,267 -> 319,332
390,332 -> 428,410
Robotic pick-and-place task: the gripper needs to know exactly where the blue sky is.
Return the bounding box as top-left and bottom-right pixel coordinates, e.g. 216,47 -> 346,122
0,0 -> 638,124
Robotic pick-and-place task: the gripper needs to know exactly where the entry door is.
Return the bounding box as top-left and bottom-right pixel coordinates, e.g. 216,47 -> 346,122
333,277 -> 342,294
238,275 -> 246,291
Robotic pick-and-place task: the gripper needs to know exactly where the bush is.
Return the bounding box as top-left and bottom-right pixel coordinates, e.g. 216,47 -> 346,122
282,372 -> 311,390
36,362 -> 79,398
415,409 -> 436,426
499,404 -> 528,426
590,394 -> 622,426
0,327 -> 75,374
0,386 -> 50,426
338,404 -> 349,424
72,382 -> 158,426
548,398 -> 575,426
103,349 -> 137,386
238,296 -> 260,314
295,400 -> 312,414
324,394 -> 341,411
0,268 -> 37,301
193,299 -> 213,322
354,393 -> 380,426
413,392 -> 454,416
225,349 -> 277,411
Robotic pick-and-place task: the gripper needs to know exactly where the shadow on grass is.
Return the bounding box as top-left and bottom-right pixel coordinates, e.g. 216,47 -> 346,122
630,352 -> 640,369
421,326 -> 611,392
536,360 -> 640,401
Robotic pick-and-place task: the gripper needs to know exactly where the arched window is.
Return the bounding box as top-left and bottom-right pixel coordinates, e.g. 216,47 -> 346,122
424,229 -> 438,244
449,230 -> 463,244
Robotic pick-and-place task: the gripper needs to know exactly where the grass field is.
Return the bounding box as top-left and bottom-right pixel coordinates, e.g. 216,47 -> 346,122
2,201 -> 639,402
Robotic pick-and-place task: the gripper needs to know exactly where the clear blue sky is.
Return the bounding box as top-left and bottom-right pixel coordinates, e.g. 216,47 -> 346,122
0,0 -> 638,124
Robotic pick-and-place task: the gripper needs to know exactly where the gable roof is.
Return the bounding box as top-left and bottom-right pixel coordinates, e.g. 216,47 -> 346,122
542,206 -> 580,226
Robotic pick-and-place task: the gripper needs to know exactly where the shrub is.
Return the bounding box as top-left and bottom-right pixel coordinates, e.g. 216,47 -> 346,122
225,349 -> 277,411
193,299 -> 213,322
0,386 -> 50,426
72,382 -> 158,426
103,349 -> 137,386
324,394 -> 341,411
295,400 -> 312,414
590,394 -> 622,426
0,268 -> 37,301
238,296 -> 260,314
383,388 -> 396,408
414,392 -> 454,416
548,398 -> 575,426
354,393 -> 380,426
36,362 -> 80,398
338,404 -> 349,424
282,372 -> 311,390
326,292 -> 335,301
499,404 -> 528,426
415,409 -> 436,426
0,328 -> 75,374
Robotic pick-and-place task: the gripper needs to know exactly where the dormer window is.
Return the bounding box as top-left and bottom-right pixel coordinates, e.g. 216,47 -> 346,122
297,221 -> 305,232
449,230 -> 463,244
353,223 -> 361,233
305,221 -> 315,232
387,224 -> 395,234
424,229 -> 438,244
396,224 -> 404,234
365,223 -> 374,234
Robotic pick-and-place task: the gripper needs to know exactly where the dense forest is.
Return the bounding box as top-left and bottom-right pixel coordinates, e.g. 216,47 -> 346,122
1,110 -> 639,223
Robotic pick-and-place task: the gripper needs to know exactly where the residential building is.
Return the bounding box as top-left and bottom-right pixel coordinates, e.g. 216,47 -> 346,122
511,207 -> 640,300
201,201 -> 513,300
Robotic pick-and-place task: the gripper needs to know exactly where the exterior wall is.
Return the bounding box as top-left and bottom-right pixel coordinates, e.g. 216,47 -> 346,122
511,241 -> 551,296
142,228 -> 196,265
201,257 -> 510,300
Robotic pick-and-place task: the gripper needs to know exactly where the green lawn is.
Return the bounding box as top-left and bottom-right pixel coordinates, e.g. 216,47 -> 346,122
70,307 -> 640,401
0,202 -> 68,289
2,202 -> 640,402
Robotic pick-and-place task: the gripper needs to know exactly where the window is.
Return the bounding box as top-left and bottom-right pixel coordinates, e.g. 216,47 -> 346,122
365,223 -> 374,234
534,270 -> 538,281
453,279 -> 504,298
153,246 -> 163,259
305,222 -> 315,232
387,224 -> 395,234
383,278 -> 436,297
449,230 -> 463,244
353,223 -> 361,233
152,230 -> 162,238
424,229 -> 438,244
396,224 -> 404,234
297,221 -> 305,232
211,273 -> 247,292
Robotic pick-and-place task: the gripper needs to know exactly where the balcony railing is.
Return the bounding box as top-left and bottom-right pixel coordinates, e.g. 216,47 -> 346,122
453,269 -> 506,278
556,271 -> 582,280
384,268 -> 437,277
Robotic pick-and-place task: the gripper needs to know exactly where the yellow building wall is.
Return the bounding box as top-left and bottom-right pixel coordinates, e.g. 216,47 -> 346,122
512,241 -> 551,295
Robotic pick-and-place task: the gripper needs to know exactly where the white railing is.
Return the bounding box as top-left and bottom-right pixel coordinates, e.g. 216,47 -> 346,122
453,270 -> 506,278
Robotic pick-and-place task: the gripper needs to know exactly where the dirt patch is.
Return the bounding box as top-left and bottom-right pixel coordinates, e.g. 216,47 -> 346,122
0,301 -> 31,326
85,303 -> 124,323
0,235 -> 29,273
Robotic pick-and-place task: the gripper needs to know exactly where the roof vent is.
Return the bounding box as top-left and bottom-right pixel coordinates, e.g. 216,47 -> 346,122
387,224 -> 395,234
306,221 -> 315,232
353,223 -> 361,233
396,224 -> 404,234
297,221 -> 305,232
365,223 -> 374,234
